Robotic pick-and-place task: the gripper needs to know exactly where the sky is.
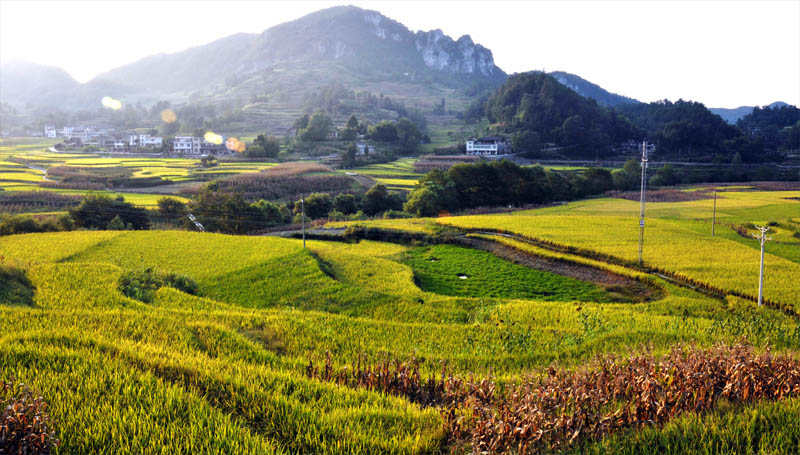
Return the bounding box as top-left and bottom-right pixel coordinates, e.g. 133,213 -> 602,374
1,0 -> 798,108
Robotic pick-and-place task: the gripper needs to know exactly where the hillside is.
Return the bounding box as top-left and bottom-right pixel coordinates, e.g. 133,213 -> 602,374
1,6 -> 506,133
550,71 -> 640,107
0,60 -> 80,108
478,71 -> 639,157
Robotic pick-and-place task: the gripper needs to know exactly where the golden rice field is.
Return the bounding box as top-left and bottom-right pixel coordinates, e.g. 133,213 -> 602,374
2,138 -> 800,454
0,139 -> 277,207
2,183 -> 800,454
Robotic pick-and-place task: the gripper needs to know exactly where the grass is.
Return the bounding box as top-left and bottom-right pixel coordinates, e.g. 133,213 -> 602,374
401,244 -> 611,301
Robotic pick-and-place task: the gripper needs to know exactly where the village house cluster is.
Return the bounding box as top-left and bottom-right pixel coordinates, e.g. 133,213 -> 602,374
44,126 -> 163,151
43,126 -> 235,156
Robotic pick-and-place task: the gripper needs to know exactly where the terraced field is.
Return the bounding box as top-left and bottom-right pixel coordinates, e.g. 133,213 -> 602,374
0,139 -> 281,209
336,158 -> 421,191
3,183 -> 800,454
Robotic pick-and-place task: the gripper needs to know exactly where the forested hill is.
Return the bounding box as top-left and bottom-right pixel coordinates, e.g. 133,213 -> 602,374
469,71 -> 794,163
615,100 -> 748,161
474,71 -> 639,158
736,104 -> 800,152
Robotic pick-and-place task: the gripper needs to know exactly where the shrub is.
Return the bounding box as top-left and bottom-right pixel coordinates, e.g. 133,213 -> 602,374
1,379 -> 59,455
162,273 -> 199,295
118,269 -> 199,303
118,269 -> 162,303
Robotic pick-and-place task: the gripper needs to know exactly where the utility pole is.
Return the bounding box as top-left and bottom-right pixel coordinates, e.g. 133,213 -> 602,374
711,191 -> 717,237
638,141 -> 648,265
301,194 -> 306,249
753,225 -> 772,306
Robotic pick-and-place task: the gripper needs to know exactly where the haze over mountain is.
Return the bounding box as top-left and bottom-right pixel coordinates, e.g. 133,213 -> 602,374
1,6 -> 505,114
549,71 -> 639,107
709,102 -> 789,124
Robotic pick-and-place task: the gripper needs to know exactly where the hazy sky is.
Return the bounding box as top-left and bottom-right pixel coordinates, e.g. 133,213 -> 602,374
1,0 -> 798,108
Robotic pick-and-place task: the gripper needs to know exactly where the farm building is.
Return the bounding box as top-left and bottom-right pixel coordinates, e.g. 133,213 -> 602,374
466,136 -> 512,156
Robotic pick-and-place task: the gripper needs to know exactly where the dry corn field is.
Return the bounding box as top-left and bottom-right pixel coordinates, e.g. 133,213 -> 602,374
1,186 -> 800,454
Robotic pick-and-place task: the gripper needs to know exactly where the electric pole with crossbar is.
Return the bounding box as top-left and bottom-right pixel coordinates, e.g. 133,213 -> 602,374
638,141 -> 648,265
753,225 -> 771,306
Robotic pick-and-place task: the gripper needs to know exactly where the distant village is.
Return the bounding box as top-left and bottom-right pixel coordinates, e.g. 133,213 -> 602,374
42,126 -> 232,156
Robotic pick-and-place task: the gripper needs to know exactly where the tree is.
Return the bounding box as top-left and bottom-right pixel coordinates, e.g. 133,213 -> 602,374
293,192 -> 333,219
252,134 -> 280,158
346,115 -> 359,129
333,193 -> 358,214
107,215 -> 127,230
650,164 -> 678,187
363,184 -> 402,215
368,121 -> 398,143
580,168 -> 614,195
299,110 -> 332,142
612,159 -> 641,190
511,130 -> 541,155
252,199 -> 287,226
293,114 -> 310,135
395,118 -> 422,154
341,143 -> 357,168
157,197 -> 187,222
69,194 -> 150,230
403,182 -> 456,217
189,187 -> 266,234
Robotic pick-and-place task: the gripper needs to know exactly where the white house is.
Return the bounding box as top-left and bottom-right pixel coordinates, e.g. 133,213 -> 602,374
356,142 -> 375,155
128,134 -> 163,148
466,136 -> 512,156
173,136 -> 202,155
44,126 -> 57,138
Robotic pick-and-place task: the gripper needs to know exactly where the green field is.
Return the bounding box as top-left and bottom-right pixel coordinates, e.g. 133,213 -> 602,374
401,244 -> 611,301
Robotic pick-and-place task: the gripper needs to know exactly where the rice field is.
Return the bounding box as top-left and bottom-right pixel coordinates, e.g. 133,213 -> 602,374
0,139 -> 277,207
3,186 -> 800,453
2,138 -> 800,453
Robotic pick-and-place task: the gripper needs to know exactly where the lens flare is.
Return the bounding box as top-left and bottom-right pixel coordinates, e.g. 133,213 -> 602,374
204,131 -> 223,145
101,96 -> 122,110
225,137 -> 246,153
160,109 -> 177,123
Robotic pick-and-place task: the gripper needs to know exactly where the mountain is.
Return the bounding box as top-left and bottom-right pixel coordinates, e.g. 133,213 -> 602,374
0,60 -> 80,108
2,6 -> 506,125
549,71 -> 639,107
710,101 -> 789,124
90,33 -> 258,95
